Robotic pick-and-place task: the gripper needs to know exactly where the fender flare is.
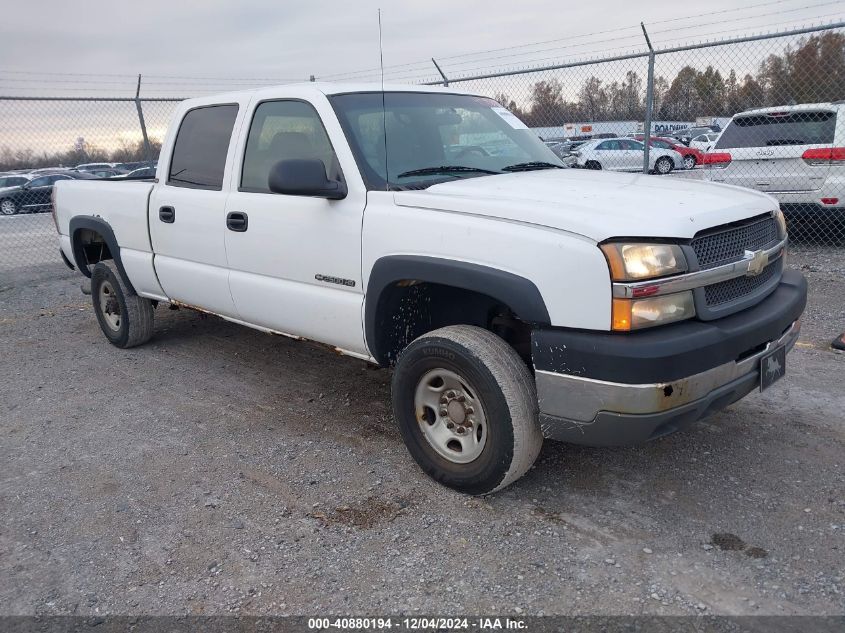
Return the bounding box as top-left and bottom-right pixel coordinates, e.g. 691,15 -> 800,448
69,216 -> 137,294
365,255 -> 550,365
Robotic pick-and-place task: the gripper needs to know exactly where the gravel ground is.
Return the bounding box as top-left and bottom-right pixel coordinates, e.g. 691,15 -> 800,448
0,242 -> 843,617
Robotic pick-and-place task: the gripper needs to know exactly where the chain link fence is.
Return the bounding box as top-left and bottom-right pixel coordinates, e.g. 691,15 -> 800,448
427,22 -> 845,245
0,98 -> 179,273
1,22 -> 843,274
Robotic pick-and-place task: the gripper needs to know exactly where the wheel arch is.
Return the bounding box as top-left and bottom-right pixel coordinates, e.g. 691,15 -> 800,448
365,255 -> 550,366
69,216 -> 136,294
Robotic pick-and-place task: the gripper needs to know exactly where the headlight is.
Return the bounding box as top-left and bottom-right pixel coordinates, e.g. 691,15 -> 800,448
773,208 -> 787,238
612,291 -> 695,331
600,242 -> 687,281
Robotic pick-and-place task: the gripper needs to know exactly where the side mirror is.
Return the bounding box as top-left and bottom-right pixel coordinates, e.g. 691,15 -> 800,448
268,159 -> 347,200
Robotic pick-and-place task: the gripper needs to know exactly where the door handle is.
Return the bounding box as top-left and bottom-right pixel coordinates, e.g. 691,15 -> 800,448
159,206 -> 175,223
226,211 -> 248,232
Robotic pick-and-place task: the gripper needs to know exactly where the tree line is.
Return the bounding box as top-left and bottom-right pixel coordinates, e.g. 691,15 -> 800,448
495,32 -> 845,127
0,137 -> 161,172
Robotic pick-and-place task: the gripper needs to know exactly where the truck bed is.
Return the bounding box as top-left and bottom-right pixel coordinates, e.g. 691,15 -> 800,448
55,179 -> 155,255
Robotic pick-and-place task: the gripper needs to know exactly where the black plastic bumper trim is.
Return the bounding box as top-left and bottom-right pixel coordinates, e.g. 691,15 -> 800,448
531,269 -> 807,384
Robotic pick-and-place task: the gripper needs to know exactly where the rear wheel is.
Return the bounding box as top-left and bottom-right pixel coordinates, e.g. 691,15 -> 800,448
683,155 -> 696,169
585,160 -> 602,170
392,325 -> 543,495
0,199 -> 17,215
91,261 -> 154,348
655,156 -> 673,174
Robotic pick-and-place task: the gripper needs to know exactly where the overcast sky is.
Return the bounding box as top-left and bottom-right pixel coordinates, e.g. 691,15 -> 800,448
1,0 -> 842,97
0,0 -> 841,155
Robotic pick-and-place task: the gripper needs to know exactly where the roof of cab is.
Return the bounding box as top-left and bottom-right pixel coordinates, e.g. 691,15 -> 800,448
179,82 -> 480,107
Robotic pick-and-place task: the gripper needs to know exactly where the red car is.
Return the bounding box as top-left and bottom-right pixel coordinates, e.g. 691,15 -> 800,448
634,136 -> 703,169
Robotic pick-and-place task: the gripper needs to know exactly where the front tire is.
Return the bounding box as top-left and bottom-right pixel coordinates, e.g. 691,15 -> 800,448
683,155 -> 696,169
91,261 -> 154,348
391,325 -> 543,495
585,160 -> 602,170
655,156 -> 673,174
0,199 -> 17,215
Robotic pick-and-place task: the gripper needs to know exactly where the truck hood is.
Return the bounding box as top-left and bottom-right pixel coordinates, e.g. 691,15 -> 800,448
392,169 -> 777,242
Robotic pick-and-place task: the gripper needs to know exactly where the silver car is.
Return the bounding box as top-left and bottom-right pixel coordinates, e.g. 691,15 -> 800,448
573,138 -> 684,174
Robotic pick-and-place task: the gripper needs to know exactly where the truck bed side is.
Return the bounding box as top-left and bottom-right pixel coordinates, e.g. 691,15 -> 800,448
55,179 -> 167,300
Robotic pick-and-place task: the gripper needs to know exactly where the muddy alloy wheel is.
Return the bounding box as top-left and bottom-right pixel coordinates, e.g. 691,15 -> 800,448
392,325 -> 543,495
90,261 -> 155,348
98,279 -> 122,332
0,199 -> 17,215
414,368 -> 488,464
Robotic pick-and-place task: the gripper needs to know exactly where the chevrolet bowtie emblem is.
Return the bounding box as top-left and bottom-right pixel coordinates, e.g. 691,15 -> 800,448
745,249 -> 769,276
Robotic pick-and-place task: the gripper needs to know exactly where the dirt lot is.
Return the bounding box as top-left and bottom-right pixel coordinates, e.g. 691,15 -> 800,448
0,239 -> 843,616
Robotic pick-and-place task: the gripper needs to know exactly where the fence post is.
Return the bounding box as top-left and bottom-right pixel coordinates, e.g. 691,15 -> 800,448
641,23 -> 655,175
134,74 -> 153,162
431,58 -> 449,87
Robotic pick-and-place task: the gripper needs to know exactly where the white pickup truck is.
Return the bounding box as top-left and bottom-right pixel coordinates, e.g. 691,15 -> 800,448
54,83 -> 807,494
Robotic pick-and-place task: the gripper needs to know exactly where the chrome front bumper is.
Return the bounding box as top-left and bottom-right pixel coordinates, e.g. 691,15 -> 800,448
536,319 -> 800,445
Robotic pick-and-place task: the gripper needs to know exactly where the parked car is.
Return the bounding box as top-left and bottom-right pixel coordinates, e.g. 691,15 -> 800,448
75,162 -> 116,172
671,126 -> 721,146
0,173 -> 32,189
120,166 -> 157,179
573,138 -> 683,174
0,172 -> 92,215
701,102 -> 844,221
54,83 -> 805,494
689,133 -> 720,152
541,141 -> 578,167
634,135 -> 704,169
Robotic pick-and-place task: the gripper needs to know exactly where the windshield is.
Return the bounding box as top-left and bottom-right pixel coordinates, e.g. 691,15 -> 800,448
329,92 -> 563,190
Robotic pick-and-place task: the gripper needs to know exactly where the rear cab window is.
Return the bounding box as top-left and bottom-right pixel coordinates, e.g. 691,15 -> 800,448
168,104 -> 239,190
715,110 -> 836,149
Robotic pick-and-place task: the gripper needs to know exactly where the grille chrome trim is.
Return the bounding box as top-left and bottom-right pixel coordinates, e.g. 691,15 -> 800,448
612,238 -> 787,299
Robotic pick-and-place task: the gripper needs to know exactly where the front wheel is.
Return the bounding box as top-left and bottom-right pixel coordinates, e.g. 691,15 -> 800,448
585,160 -> 602,170
391,325 -> 543,495
655,156 -> 673,174
683,155 -> 697,169
0,199 -> 17,215
91,261 -> 154,348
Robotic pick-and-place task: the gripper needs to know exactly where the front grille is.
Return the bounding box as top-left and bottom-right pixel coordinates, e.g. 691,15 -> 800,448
703,258 -> 781,307
691,214 -> 778,269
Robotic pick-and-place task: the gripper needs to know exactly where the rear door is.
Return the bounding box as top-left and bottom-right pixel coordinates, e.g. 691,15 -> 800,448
709,109 -> 837,192
149,100 -> 248,316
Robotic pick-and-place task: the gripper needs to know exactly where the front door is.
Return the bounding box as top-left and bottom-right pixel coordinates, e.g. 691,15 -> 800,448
224,98 -> 367,355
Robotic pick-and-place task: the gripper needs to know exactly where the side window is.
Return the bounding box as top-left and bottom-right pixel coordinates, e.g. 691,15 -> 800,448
596,141 -> 611,150
241,100 -> 340,193
168,104 -> 238,190
30,177 -> 50,187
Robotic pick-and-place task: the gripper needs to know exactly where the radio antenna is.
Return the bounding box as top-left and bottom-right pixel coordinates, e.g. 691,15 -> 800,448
378,8 -> 389,191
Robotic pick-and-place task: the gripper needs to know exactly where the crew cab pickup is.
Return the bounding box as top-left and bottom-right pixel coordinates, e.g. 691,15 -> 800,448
54,83 -> 807,494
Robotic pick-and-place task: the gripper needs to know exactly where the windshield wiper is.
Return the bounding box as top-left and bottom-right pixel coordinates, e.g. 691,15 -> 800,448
501,161 -> 564,172
396,166 -> 499,178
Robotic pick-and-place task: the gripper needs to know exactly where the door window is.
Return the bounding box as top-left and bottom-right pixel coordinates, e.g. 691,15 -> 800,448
241,100 -> 340,193
168,104 -> 239,190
